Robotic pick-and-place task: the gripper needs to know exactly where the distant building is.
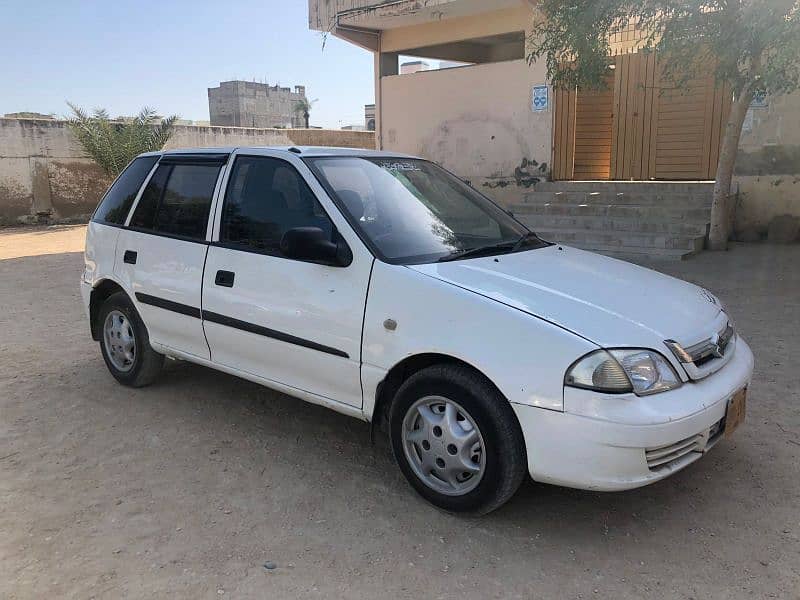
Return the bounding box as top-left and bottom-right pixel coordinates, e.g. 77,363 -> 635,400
342,124 -> 366,131
208,80 -> 308,128
400,60 -> 429,74
4,112 -> 54,120
439,60 -> 470,69
365,104 -> 375,131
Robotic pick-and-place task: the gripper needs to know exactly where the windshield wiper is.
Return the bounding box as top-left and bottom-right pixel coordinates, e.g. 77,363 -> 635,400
511,231 -> 547,252
438,231 -> 546,262
438,240 -> 515,262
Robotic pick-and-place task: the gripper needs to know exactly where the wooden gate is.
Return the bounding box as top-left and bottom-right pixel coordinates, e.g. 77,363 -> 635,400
552,52 -> 732,180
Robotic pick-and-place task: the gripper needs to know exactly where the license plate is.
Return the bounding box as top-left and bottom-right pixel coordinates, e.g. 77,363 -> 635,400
724,387 -> 747,438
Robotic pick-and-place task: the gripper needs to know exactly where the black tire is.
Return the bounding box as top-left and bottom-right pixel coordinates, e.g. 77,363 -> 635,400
97,291 -> 164,387
389,363 -> 527,515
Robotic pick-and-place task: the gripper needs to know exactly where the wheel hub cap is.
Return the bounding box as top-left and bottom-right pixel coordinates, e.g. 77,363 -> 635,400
103,310 -> 135,372
402,396 -> 486,496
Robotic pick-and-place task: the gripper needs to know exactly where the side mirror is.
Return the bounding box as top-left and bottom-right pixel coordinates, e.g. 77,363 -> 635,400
280,227 -> 352,266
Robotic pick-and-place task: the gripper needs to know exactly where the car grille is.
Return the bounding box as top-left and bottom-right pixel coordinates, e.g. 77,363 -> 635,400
645,417 -> 724,471
664,320 -> 735,380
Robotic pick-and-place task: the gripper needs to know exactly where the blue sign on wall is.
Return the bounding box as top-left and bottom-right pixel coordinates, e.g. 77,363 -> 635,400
532,85 -> 549,112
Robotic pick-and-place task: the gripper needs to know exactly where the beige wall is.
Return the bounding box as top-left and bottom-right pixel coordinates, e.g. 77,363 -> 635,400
381,59 -> 551,204
0,118 -> 374,224
733,91 -> 800,231
375,4 -> 551,206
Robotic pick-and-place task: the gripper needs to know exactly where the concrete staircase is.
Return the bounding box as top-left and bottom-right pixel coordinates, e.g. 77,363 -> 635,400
510,181 -> 714,260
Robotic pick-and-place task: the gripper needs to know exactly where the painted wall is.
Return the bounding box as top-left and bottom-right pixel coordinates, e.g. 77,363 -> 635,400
376,5 -> 551,206
381,59 -> 551,205
0,118 -> 374,224
733,91 -> 800,232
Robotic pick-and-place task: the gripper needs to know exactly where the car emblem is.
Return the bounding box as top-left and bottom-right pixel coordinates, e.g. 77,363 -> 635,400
700,289 -> 717,305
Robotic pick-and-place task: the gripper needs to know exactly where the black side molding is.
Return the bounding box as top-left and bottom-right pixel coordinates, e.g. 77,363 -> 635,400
202,310 -> 349,359
132,293 -> 349,359
135,293 -> 201,319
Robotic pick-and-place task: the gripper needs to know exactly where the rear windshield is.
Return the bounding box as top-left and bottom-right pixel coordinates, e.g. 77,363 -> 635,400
92,155 -> 159,225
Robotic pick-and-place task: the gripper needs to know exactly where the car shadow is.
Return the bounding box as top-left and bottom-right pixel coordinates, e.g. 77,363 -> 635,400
155,357 -> 757,538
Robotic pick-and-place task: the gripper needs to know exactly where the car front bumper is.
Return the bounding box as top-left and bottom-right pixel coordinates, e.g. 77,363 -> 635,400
512,338 -> 754,491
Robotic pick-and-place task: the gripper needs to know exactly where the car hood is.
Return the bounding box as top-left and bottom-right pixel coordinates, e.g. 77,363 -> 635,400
408,245 -> 723,349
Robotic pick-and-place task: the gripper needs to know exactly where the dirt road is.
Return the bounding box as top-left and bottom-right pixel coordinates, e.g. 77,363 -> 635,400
1,226 -> 798,599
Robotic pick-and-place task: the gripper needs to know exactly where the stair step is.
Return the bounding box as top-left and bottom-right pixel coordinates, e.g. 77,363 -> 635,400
522,191 -> 712,206
508,181 -> 713,259
517,215 -> 708,236
565,243 -> 699,261
535,229 -> 704,251
511,202 -> 712,222
532,181 -> 715,194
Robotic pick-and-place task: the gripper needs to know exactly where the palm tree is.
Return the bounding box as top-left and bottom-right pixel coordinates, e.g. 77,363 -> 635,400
292,98 -> 316,128
66,103 -> 179,177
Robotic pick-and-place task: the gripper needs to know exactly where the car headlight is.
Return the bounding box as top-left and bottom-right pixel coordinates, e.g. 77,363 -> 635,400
565,349 -> 682,396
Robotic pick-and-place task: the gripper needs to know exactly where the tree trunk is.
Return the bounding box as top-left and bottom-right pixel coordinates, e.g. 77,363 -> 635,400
708,87 -> 756,250
304,111 -> 310,128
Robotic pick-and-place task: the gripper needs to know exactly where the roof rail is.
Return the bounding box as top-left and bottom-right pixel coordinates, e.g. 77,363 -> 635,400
288,147 -> 302,154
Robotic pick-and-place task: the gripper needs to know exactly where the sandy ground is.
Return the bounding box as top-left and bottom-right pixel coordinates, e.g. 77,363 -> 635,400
0,225 -> 798,599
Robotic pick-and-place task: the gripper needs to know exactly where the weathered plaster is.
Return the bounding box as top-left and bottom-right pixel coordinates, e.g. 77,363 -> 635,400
0,118 -> 374,223
380,57 -> 552,207
733,91 -> 800,230
48,160 -> 111,218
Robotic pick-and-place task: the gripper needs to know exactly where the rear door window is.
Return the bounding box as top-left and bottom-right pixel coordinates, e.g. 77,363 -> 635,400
93,155 -> 159,225
129,163 -> 222,241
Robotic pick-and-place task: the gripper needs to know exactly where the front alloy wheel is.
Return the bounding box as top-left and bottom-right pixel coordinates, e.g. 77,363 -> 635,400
389,364 -> 527,515
402,396 -> 486,496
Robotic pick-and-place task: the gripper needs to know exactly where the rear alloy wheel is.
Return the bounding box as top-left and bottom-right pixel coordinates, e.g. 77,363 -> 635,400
103,310 -> 136,372
98,292 -> 164,387
390,364 -> 527,515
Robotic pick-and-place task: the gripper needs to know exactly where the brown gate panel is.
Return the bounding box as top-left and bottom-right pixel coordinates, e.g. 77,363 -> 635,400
554,51 -> 731,181
611,52 -> 660,180
573,81 -> 614,179
552,86 -> 576,180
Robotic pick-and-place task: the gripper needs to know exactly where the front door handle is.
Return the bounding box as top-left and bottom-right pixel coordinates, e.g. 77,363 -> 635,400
215,270 -> 235,287
123,250 -> 137,264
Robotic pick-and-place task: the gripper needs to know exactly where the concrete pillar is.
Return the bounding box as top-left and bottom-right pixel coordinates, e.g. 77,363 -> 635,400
375,51 -> 398,151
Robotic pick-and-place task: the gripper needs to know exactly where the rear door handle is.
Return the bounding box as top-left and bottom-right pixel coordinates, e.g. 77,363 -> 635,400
123,250 -> 137,264
215,270 -> 235,287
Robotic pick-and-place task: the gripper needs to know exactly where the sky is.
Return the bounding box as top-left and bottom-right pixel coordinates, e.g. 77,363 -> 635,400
0,0 -> 376,128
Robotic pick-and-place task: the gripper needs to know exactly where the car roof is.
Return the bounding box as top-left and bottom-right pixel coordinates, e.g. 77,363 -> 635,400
142,146 -> 420,159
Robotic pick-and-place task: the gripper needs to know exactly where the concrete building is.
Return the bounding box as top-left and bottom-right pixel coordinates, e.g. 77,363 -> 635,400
364,103 -> 375,131
4,112 -> 54,120
208,81 -> 309,129
400,60 -> 430,74
309,0 -> 800,257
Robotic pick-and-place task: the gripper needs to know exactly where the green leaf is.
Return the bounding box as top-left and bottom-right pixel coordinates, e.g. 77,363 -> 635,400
66,103 -> 178,177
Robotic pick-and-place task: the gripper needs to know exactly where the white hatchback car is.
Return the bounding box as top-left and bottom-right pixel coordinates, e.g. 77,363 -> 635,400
82,146 -> 754,514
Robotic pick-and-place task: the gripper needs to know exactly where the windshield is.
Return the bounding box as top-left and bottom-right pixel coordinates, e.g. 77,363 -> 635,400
306,157 -> 547,264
